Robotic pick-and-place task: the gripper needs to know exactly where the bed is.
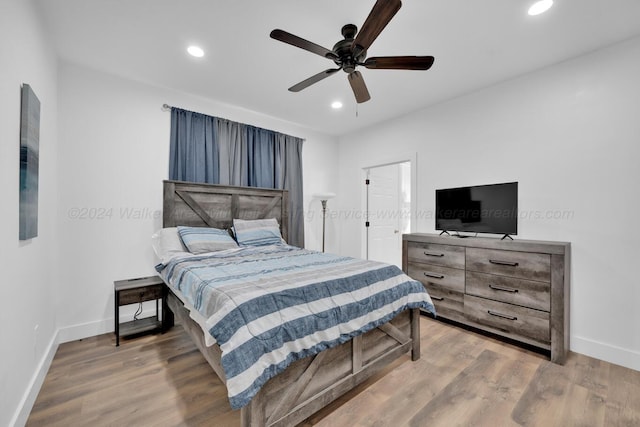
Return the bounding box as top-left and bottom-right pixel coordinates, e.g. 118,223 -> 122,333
158,180 -> 434,426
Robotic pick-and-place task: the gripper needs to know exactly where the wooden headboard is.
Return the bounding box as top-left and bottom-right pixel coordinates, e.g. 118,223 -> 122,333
162,180 -> 289,242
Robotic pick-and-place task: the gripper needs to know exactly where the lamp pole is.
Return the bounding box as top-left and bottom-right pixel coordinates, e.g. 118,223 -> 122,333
314,193 -> 335,253
321,199 -> 328,252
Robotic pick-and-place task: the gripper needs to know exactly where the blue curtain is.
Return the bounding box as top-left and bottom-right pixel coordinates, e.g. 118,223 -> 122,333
169,108 -> 305,247
169,108 -> 218,183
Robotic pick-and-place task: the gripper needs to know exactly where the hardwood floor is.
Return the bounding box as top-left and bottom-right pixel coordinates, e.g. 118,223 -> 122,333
28,317 -> 640,426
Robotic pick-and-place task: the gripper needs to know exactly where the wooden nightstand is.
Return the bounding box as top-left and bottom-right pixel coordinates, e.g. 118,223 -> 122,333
114,276 -> 167,346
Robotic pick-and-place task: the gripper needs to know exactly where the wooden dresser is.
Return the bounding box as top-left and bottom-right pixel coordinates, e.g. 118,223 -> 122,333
403,233 -> 570,364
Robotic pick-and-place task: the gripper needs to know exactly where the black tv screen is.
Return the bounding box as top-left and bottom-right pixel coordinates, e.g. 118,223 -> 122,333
435,182 -> 518,235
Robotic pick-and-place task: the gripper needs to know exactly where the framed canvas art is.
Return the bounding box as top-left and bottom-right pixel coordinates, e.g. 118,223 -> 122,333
19,84 -> 40,240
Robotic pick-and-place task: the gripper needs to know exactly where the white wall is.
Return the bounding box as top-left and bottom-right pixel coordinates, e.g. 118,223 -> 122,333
56,62 -> 339,339
336,36 -> 640,371
0,1 -> 59,425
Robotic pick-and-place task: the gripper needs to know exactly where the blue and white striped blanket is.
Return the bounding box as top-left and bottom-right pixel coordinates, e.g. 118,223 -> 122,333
157,244 -> 435,409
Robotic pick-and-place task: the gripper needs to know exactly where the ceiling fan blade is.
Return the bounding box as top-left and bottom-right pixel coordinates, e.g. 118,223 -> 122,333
270,29 -> 337,60
289,68 -> 341,92
348,71 -> 371,103
363,56 -> 435,70
353,0 -> 402,55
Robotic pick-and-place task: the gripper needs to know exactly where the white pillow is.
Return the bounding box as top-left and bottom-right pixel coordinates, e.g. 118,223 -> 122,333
151,227 -> 189,263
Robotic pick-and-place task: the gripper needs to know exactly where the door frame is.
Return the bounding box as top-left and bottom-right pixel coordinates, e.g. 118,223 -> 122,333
360,152 -> 418,260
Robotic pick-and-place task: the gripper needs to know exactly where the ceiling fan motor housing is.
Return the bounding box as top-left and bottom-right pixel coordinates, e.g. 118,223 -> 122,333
333,24 -> 367,73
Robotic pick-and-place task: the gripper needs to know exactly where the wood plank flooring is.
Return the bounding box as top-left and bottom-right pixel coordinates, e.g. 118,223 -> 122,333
27,317 -> 640,426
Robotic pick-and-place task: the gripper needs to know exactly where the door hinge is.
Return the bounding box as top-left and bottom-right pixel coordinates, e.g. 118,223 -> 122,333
365,221 -> 370,227
365,179 -> 370,185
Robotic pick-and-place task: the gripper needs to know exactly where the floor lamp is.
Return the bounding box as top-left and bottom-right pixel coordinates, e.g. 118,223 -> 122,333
314,193 -> 336,252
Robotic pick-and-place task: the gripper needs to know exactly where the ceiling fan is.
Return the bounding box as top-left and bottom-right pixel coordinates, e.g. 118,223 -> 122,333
270,0 -> 435,104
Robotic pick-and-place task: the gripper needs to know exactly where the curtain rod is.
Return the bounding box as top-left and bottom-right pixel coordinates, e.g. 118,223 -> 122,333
161,104 -> 304,142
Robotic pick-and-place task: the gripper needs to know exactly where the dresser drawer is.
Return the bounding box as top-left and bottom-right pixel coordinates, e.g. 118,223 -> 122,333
421,283 -> 464,322
464,295 -> 550,343
118,284 -> 163,305
466,248 -> 550,282
466,271 -> 550,312
407,242 -> 465,269
408,263 -> 464,293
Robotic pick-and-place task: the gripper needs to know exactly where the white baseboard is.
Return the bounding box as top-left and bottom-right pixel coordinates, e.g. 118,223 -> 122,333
572,335 -> 640,371
57,305 -> 161,344
56,318 -> 114,344
10,331 -> 59,427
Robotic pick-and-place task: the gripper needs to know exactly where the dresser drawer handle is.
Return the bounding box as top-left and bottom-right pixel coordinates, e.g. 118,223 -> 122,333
431,296 -> 444,301
424,252 -> 445,257
424,272 -> 445,279
489,284 -> 519,293
489,259 -> 519,267
487,310 -> 517,321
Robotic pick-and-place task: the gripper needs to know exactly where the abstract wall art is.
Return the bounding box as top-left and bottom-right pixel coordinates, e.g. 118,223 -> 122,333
19,84 -> 40,240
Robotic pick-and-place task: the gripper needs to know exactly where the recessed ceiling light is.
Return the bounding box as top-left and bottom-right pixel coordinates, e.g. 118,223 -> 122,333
528,0 -> 553,16
187,45 -> 204,58
331,101 -> 343,109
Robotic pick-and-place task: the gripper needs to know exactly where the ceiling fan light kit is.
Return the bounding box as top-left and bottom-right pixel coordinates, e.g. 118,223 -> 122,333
270,0 -> 435,104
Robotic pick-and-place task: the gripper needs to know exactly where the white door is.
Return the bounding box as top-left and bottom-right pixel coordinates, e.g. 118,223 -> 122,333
366,162 -> 411,267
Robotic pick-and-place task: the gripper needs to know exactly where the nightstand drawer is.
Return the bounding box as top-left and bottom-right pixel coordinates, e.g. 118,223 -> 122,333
466,248 -> 550,282
408,263 -> 465,293
407,242 -> 465,269
466,271 -> 550,312
118,284 -> 163,305
464,295 -> 550,343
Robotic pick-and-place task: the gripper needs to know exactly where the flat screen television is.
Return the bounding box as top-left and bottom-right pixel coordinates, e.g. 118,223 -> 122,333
435,182 -> 518,236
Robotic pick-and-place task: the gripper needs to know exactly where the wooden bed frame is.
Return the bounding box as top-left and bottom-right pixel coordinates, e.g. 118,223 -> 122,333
162,180 -> 422,427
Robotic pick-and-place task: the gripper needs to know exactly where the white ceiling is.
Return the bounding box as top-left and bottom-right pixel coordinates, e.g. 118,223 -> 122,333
36,0 -> 640,136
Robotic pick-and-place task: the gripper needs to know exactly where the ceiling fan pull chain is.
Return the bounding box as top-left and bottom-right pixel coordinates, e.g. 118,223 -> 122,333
356,103 -> 359,118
